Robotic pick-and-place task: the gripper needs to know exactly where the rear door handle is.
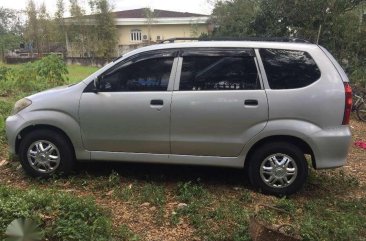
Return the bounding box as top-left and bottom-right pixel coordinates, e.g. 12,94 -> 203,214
244,99 -> 258,106
150,99 -> 164,106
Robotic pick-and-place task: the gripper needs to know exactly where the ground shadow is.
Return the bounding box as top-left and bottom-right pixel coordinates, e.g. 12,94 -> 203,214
75,161 -> 251,187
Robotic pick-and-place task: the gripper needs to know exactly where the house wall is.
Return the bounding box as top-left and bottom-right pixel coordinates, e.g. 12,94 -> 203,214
117,24 -> 208,45
66,23 -> 208,59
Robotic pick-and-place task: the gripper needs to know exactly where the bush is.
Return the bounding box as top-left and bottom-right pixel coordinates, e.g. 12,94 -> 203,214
350,64 -> 366,87
6,62 -> 39,93
0,99 -> 13,143
35,54 -> 69,85
0,55 -> 69,96
0,66 -> 10,81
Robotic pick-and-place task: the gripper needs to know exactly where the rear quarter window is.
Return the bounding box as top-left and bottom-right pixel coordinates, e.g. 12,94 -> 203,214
260,49 -> 321,89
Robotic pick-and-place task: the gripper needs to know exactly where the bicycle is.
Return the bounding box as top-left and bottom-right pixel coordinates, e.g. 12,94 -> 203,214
352,89 -> 366,122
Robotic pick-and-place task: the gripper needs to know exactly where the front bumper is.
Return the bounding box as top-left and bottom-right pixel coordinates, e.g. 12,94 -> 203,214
5,114 -> 26,155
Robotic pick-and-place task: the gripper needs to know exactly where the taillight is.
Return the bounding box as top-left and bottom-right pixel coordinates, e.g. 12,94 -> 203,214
342,82 -> 352,125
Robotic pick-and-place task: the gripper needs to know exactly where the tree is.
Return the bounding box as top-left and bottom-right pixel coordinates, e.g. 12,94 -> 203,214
89,0 -> 117,59
0,7 -> 23,61
55,0 -> 66,46
38,3 -> 52,54
211,0 -> 365,85
144,7 -> 158,43
251,0 -> 364,40
24,0 -> 38,56
210,0 -> 260,37
67,0 -> 88,57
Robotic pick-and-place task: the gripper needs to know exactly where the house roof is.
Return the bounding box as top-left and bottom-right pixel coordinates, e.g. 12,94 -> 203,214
64,8 -> 210,26
113,8 -> 209,18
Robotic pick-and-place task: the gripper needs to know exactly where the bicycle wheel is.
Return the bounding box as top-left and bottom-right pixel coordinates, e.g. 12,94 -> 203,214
357,102 -> 366,122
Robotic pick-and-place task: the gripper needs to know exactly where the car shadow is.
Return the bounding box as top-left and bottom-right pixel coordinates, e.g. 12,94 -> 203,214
75,161 -> 251,188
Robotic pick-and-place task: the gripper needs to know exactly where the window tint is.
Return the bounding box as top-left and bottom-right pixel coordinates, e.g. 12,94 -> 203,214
179,56 -> 260,91
260,49 -> 321,89
100,57 -> 173,92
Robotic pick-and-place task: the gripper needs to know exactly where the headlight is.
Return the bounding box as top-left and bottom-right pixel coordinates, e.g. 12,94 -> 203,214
12,98 -> 32,115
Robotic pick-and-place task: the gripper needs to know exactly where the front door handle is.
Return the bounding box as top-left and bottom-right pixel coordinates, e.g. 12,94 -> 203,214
150,99 -> 164,111
150,99 -> 164,106
244,99 -> 258,106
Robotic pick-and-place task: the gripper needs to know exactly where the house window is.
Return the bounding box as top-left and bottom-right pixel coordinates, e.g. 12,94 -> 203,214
130,30 -> 142,42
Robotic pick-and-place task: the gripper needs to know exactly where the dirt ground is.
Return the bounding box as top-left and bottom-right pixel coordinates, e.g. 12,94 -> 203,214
347,119 -> 366,185
0,117 -> 365,241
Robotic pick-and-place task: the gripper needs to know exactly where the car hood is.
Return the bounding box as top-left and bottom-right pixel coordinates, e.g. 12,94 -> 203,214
27,82 -> 85,102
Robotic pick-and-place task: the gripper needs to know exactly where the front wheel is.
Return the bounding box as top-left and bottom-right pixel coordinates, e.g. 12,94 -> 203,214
19,129 -> 75,177
248,142 -> 308,196
356,102 -> 366,122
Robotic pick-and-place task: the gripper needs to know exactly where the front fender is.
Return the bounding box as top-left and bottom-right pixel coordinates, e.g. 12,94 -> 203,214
8,110 -> 89,160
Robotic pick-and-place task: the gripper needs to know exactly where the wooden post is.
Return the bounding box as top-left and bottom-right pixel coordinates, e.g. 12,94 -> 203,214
316,24 -> 322,44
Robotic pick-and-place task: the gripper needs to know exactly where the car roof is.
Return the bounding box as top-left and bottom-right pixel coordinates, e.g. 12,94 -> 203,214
120,41 -> 320,60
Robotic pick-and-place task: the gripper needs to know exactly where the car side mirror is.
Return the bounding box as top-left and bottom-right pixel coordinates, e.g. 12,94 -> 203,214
93,77 -> 101,93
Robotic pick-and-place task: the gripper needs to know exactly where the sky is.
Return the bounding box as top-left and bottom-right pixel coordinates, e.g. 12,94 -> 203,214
1,0 -> 215,16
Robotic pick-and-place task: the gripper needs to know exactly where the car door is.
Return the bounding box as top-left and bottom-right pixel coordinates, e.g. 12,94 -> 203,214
79,51 -> 177,154
171,48 -> 268,157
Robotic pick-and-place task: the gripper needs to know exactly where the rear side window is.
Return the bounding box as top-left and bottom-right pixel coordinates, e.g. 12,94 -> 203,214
179,56 -> 260,91
260,49 -> 321,89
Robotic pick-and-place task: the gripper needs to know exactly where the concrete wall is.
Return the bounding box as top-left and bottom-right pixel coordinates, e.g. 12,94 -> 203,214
66,23 -> 208,59
117,23 -> 208,45
66,57 -> 109,67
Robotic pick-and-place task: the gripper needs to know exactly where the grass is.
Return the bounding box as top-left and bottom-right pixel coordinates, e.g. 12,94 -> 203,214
117,225 -> 141,241
0,62 -> 99,85
67,65 -> 99,83
0,62 -> 365,240
300,197 -> 366,241
0,62 -> 99,157
0,184 -> 112,241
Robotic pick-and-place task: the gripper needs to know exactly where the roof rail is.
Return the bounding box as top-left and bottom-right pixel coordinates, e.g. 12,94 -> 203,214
159,37 -> 311,44
159,37 -> 201,43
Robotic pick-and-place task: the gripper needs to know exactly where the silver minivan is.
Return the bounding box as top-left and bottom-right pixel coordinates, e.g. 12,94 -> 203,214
6,40 -> 352,195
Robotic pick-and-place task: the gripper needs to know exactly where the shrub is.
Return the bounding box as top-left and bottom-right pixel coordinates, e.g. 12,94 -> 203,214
350,64 -> 366,87
0,66 -> 10,81
35,54 -> 69,86
6,62 -> 39,93
0,99 -> 13,144
0,55 -> 69,96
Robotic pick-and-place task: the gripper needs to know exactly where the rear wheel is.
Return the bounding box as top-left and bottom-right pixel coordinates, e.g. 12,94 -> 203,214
248,142 -> 308,196
19,129 -> 75,177
356,102 -> 366,122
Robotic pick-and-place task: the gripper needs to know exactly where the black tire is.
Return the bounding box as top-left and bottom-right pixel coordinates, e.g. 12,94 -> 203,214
19,129 -> 75,178
356,102 -> 366,122
248,142 -> 308,196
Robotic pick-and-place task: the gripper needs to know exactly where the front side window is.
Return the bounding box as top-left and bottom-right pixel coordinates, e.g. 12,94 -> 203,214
100,57 -> 174,92
179,55 -> 260,91
260,49 -> 321,89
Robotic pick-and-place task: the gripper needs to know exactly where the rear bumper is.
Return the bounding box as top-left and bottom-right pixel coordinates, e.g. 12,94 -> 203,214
311,126 -> 352,169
